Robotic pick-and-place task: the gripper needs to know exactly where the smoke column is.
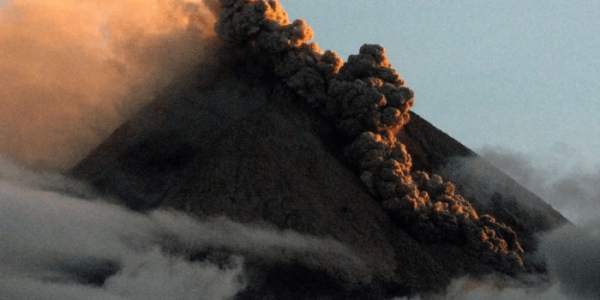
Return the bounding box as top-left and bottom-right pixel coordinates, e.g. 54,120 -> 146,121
0,0 -> 524,271
0,0 -> 216,170
214,0 -> 525,273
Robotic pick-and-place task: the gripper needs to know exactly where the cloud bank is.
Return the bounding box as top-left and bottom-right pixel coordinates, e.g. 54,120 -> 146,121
0,158 -> 365,299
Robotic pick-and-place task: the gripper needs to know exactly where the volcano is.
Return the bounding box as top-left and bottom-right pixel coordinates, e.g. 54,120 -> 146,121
70,1 -> 567,299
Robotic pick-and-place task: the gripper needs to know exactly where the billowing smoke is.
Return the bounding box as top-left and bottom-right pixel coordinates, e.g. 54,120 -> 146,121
0,0 -> 527,274
215,0 -> 524,274
0,157 -> 366,299
0,0 -> 216,170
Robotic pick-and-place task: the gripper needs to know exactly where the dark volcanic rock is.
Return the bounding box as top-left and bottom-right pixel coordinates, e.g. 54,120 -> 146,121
70,2 -> 567,295
398,112 -> 475,174
71,64 -> 566,297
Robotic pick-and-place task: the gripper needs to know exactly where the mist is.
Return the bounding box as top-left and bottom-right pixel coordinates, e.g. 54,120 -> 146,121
0,0 -> 216,170
478,145 -> 600,226
0,157 -> 367,299
392,220 -> 600,300
0,158 -> 242,300
452,145 -> 600,300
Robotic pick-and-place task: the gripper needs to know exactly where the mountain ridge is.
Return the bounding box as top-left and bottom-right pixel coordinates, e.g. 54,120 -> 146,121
69,0 -> 568,297
71,71 -> 566,297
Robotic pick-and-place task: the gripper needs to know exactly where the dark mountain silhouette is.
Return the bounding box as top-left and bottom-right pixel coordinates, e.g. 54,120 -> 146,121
70,77 -> 566,298
70,1 -> 567,298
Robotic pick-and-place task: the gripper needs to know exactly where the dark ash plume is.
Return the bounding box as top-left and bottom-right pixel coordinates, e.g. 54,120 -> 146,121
214,0 -> 525,274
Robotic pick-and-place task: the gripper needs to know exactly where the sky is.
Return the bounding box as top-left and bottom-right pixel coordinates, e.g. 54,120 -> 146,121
279,0 -> 600,168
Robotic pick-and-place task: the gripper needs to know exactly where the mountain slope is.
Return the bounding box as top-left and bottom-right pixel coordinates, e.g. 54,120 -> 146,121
70,0 -> 568,298
71,69 -> 566,298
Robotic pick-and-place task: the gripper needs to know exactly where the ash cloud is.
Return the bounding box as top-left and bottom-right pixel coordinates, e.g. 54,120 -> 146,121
435,146 -> 600,299
0,0 -> 530,274
214,0 -> 525,273
0,0 -> 216,170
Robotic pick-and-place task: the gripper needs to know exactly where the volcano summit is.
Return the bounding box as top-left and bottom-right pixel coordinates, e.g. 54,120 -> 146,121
64,0 -> 571,299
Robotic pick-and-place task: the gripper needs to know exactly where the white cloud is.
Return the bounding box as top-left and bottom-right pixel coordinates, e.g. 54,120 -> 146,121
0,156 -> 366,299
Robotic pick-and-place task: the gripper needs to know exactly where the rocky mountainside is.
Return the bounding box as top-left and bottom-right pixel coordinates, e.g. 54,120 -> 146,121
71,1 -> 567,298
71,78 -> 566,298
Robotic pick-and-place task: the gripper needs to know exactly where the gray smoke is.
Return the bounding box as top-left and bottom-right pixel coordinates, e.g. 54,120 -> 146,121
0,0 -> 529,275
414,145 -> 600,299
469,145 -> 600,299
540,223 -> 600,300
214,0 -> 525,273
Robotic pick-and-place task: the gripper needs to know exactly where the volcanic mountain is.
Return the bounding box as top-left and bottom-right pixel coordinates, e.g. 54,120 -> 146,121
71,1 -> 567,298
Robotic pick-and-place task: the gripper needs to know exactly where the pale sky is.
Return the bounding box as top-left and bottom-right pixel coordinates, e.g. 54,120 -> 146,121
279,0 -> 600,167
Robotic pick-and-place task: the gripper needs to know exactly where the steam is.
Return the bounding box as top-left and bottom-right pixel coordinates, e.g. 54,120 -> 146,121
0,164 -> 243,300
215,0 -> 524,273
479,145 -> 600,225
0,157 -> 366,299
0,0 -> 216,170
540,223 -> 600,300
429,145 -> 600,300
393,222 -> 600,300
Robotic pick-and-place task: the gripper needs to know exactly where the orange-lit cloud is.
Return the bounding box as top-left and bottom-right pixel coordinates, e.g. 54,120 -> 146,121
0,0 -> 215,170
